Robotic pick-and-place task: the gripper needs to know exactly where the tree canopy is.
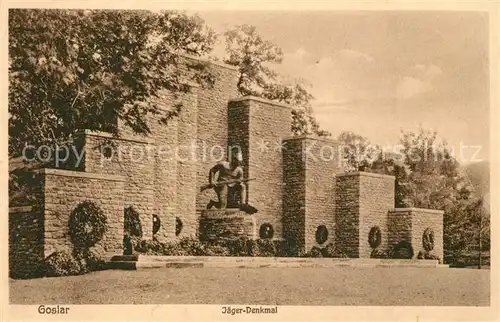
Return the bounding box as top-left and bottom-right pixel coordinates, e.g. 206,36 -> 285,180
223,24 -> 330,137
9,9 -> 216,156
336,128 -> 490,263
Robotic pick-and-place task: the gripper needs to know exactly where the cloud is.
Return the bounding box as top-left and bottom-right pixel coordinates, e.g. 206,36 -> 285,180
396,76 -> 430,100
334,49 -> 375,63
394,64 -> 443,99
412,64 -> 443,79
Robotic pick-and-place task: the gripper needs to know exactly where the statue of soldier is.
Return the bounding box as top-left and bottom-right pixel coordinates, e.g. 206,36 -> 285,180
206,152 -> 247,209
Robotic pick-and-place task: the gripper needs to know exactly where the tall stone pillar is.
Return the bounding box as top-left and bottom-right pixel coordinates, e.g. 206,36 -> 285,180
227,96 -> 292,239
335,172 -> 395,258
282,136 -> 340,254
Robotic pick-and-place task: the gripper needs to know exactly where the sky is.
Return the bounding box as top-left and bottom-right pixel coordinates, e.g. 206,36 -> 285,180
195,10 -> 490,162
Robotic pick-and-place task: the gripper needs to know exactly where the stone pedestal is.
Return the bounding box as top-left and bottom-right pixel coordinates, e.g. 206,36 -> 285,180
199,209 -> 257,241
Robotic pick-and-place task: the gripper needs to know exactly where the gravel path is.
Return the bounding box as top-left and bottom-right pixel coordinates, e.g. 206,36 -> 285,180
9,267 -> 490,306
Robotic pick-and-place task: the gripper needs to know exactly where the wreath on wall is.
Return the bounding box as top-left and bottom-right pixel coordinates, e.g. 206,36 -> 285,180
315,225 -> 329,245
368,226 -> 382,249
124,206 -> 142,238
422,228 -> 435,252
259,223 -> 274,239
68,201 -> 107,249
152,214 -> 161,235
175,217 -> 183,236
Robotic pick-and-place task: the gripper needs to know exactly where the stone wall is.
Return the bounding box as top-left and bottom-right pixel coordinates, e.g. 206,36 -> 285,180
195,62 -> 240,212
334,173 -> 360,257
282,136 -> 340,253
411,208 -> 444,260
149,92 -> 179,242
111,55 -> 239,240
335,172 -> 395,258
9,207 -> 44,278
42,169 -> 125,257
387,209 -> 412,248
176,87 -> 199,238
304,137 -> 340,251
357,172 -> 395,258
228,96 -> 292,239
282,139 -> 306,254
77,131 -> 155,239
388,208 -> 444,259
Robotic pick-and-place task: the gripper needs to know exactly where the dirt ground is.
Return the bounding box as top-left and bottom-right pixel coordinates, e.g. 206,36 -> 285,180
9,266 -> 490,306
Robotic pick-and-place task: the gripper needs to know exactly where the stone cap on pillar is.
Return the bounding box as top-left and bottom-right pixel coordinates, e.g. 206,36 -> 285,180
228,96 -> 293,110
336,171 -> 396,180
282,135 -> 340,144
74,129 -> 155,144
176,51 -> 239,71
389,208 -> 444,215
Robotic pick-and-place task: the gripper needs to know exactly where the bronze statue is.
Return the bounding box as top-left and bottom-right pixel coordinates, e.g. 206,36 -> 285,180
203,152 -> 257,213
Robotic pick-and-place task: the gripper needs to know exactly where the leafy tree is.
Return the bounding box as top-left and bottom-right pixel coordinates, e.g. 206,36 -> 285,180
223,24 -> 330,137
336,128 -> 489,264
336,131 -> 374,171
9,9 -> 216,157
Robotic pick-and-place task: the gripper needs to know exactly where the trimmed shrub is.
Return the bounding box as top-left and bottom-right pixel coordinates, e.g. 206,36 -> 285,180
254,239 -> 278,257
204,244 -> 231,256
417,250 -> 441,263
45,251 -> 84,277
370,248 -> 389,259
135,239 -> 165,255
178,237 -> 207,256
310,246 -> 324,258
162,242 -> 188,256
220,237 -> 252,256
322,243 -> 348,258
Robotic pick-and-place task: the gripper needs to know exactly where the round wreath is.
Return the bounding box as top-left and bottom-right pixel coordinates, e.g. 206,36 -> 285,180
315,225 -> 329,244
68,201 -> 107,249
368,226 -> 382,249
175,217 -> 183,236
259,223 -> 274,239
152,214 -> 161,235
422,228 -> 435,252
124,206 -> 142,238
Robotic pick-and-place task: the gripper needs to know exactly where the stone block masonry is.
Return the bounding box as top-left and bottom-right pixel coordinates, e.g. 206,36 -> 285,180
335,172 -> 395,257
303,137 -> 340,251
357,172 -> 395,258
195,61 -> 240,212
9,55 -> 445,276
77,130 -> 155,240
282,136 -> 341,254
282,139 -> 306,255
388,208 -> 444,260
176,86 -> 199,238
42,169 -> 126,257
9,170 -> 126,278
199,209 -> 256,242
228,97 -> 292,240
335,173 -> 361,257
9,207 -> 44,278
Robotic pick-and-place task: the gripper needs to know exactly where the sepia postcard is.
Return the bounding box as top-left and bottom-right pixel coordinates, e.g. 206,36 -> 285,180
1,1 -> 499,321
